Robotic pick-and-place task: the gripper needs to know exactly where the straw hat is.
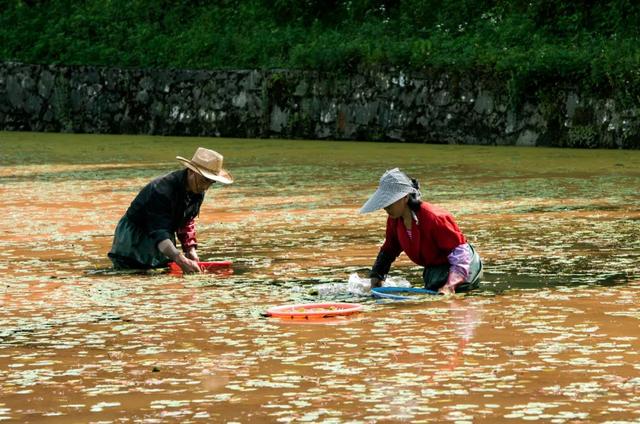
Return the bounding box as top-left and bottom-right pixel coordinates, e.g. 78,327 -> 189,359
360,168 -> 418,213
176,147 -> 233,184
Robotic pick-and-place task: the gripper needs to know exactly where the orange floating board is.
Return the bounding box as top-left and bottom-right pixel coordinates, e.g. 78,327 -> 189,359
168,260 -> 233,275
265,302 -> 363,319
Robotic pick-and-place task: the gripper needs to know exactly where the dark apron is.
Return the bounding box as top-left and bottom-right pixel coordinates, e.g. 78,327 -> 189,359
108,215 -> 173,269
423,244 -> 483,293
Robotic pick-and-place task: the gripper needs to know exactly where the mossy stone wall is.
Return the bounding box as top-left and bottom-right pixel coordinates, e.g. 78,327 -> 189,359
1,62 -> 638,148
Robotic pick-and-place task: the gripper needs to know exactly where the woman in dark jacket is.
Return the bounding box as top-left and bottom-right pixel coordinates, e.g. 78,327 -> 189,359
108,147 -> 233,274
360,168 -> 482,294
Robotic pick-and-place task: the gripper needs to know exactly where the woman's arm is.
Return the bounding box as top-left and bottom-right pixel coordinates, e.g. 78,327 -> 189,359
439,243 -> 473,294
369,250 -> 397,287
369,218 -> 402,286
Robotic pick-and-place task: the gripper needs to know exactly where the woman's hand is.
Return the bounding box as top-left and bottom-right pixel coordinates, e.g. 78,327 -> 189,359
438,285 -> 456,295
185,247 -> 199,262
439,270 -> 465,295
175,253 -> 201,274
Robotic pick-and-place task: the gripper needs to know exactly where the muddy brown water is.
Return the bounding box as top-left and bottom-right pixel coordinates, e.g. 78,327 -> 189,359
0,132 -> 639,423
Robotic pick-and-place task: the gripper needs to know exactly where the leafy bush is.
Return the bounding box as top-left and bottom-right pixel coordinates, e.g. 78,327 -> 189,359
1,0 -> 640,97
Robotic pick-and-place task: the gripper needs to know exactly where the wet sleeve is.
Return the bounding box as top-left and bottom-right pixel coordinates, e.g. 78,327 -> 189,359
177,218 -> 197,252
145,191 -> 175,246
447,243 -> 472,280
370,218 -> 402,280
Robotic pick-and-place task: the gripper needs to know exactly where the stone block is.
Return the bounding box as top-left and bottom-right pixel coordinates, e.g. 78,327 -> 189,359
473,91 -> 494,115
516,129 -> 539,146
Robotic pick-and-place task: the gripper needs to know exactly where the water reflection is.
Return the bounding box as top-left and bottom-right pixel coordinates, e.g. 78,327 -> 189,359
0,133 -> 639,422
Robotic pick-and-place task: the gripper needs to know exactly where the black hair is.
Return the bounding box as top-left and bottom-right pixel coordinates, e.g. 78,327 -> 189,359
407,177 -> 422,212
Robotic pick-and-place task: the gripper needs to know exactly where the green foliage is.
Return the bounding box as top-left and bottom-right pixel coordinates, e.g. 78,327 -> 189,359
1,0 -> 640,97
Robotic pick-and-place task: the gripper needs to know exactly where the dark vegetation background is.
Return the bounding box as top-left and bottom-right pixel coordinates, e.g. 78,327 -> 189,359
2,0 -> 640,99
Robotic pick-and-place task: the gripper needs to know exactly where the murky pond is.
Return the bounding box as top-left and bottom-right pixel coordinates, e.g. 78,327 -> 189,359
1,131 -> 639,423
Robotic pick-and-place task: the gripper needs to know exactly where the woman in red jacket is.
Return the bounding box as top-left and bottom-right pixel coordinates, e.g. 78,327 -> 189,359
360,168 -> 482,295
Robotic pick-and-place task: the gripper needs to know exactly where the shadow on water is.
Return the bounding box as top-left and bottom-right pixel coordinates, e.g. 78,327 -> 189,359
85,262 -> 637,297
476,270 -> 636,295
264,268 -> 639,302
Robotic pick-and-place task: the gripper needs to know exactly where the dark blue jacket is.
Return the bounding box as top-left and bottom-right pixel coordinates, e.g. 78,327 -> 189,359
125,169 -> 203,245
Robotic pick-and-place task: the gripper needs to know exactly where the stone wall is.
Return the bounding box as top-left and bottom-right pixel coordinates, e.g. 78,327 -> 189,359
1,62 -> 638,148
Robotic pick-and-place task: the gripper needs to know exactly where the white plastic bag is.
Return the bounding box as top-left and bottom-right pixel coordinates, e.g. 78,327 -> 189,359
347,273 -> 372,296
383,275 -> 412,288
347,273 -> 412,295
312,273 -> 414,297
313,282 -> 349,296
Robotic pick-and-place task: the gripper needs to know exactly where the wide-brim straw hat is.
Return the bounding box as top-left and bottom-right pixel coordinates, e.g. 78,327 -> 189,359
176,147 -> 233,184
360,168 -> 417,213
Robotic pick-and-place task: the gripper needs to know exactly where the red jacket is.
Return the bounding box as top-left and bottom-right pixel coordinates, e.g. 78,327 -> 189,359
381,202 -> 466,266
